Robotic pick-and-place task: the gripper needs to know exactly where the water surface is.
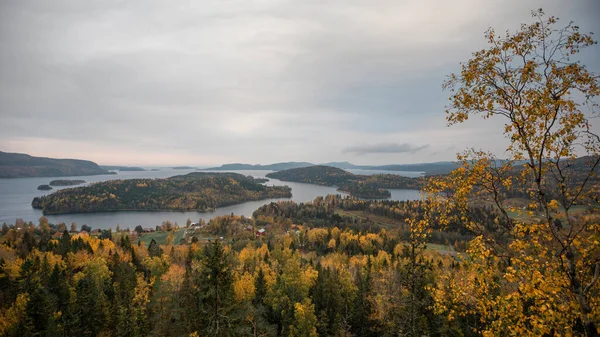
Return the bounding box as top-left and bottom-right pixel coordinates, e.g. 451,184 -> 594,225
0,168 -> 421,229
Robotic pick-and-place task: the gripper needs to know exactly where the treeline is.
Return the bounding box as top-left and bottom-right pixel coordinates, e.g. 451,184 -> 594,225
0,217 -> 473,337
49,180 -> 86,186
253,195 -> 477,249
31,172 -> 292,215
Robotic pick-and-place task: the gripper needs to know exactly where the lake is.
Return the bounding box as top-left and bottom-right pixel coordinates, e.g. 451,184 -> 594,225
0,168 -> 423,230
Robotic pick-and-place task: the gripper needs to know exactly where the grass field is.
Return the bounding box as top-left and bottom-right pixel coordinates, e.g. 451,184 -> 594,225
136,229 -> 186,246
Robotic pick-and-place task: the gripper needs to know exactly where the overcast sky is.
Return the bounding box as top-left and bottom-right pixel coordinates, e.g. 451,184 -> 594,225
0,0 -> 598,166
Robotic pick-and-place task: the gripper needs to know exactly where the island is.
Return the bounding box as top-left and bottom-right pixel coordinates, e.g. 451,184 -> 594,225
49,179 -> 86,186
31,172 -> 292,215
100,165 -> 146,171
266,165 -> 424,199
172,166 -> 197,170
0,151 -> 113,178
37,184 -> 53,191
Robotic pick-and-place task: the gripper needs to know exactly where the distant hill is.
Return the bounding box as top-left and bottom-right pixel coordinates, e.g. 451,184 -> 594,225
0,151 -> 113,178
266,165 -> 423,199
267,166 -> 356,186
204,162 -> 313,171
205,160 -> 459,174
374,161 -> 459,175
100,165 -> 146,171
320,161 -> 367,169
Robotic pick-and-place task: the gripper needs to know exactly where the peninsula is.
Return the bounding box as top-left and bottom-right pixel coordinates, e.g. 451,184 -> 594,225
0,151 -> 113,178
266,165 -> 424,199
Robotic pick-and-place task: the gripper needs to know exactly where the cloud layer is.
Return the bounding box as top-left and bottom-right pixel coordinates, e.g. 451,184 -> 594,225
343,143 -> 429,155
0,0 -> 598,165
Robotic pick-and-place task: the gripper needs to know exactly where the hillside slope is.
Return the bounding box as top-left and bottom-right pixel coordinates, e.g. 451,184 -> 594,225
0,151 -> 112,178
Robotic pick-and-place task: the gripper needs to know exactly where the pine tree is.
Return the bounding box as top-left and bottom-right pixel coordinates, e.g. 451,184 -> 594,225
25,287 -> 51,334
253,268 -> 267,306
58,230 -> 71,256
249,268 -> 275,336
351,262 -> 378,337
148,239 -> 162,258
73,276 -> 108,337
198,239 -> 236,336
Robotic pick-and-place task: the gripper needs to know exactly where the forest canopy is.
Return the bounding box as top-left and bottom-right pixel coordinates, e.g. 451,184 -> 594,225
266,165 -> 424,199
31,172 -> 292,215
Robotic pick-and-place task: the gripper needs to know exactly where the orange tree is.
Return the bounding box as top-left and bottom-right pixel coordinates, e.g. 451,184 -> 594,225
425,9 -> 600,336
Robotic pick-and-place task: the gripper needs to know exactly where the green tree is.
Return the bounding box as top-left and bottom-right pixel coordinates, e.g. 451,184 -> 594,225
351,260 -> 378,337
73,276 -> 108,337
253,268 -> 267,306
198,239 -> 237,336
148,238 -> 162,258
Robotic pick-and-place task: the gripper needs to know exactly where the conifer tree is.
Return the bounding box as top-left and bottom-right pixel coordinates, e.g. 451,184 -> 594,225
198,239 -> 236,336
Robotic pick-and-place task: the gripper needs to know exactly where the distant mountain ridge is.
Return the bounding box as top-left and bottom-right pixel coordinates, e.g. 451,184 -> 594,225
0,151 -> 113,178
206,161 -> 459,175
204,162 -> 314,171
266,165 -> 424,198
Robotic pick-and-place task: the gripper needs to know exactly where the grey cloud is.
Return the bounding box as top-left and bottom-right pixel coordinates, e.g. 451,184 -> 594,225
0,0 -> 598,165
343,143 -> 430,155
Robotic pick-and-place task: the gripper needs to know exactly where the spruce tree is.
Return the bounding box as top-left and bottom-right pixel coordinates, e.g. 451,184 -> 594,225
147,239 -> 162,258
198,239 -> 236,336
253,268 -> 267,306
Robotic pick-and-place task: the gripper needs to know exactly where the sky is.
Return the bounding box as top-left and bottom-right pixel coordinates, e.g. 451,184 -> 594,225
0,0 -> 599,166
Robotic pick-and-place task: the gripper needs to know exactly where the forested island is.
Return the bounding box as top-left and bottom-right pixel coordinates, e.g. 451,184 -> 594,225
36,184 -> 52,191
266,165 -> 423,198
31,172 -> 291,215
0,151 -> 113,178
49,179 -> 86,186
100,165 -> 146,171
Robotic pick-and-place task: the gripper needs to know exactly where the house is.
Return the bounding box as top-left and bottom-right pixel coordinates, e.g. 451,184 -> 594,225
143,227 -> 155,233
256,228 -> 266,237
91,229 -> 101,234
246,225 -> 254,232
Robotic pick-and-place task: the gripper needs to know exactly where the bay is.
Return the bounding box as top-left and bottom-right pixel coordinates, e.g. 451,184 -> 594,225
0,168 -> 422,229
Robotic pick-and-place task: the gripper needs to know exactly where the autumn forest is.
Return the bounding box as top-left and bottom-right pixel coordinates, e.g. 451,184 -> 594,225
1,9 -> 600,337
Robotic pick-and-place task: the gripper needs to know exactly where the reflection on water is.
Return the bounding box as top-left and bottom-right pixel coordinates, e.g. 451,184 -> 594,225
0,168 -> 421,229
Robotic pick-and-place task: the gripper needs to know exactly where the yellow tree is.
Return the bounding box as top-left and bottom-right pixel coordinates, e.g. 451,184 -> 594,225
428,9 -> 600,336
